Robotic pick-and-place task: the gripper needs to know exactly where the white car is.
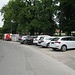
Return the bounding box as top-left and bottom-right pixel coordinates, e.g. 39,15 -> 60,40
50,36 -> 75,52
33,35 -> 49,45
40,36 -> 55,48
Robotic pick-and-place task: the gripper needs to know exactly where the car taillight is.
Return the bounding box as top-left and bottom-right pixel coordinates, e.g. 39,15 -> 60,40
35,38 -> 37,40
20,38 -> 22,40
55,41 -> 61,44
41,40 -> 44,42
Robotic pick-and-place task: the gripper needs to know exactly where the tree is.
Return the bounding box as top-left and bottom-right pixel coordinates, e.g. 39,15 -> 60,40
40,0 -> 56,35
0,0 -> 57,35
1,0 -> 26,34
57,0 -> 75,35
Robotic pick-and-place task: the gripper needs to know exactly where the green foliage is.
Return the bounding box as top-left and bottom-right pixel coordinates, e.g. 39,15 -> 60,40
25,19 -> 42,35
57,0 -> 75,35
0,0 -> 57,35
0,28 -> 3,39
72,33 -> 75,37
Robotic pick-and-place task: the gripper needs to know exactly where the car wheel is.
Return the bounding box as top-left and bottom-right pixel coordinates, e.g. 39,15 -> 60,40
42,46 -> 46,48
61,45 -> 67,52
20,42 -> 23,44
46,43 -> 50,48
52,48 -> 56,51
24,40 -> 26,44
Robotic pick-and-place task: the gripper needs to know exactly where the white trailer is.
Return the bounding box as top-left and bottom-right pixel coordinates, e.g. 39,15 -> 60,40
11,34 -> 19,42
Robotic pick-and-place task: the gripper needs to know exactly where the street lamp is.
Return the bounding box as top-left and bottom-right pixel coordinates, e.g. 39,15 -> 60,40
11,20 -> 13,33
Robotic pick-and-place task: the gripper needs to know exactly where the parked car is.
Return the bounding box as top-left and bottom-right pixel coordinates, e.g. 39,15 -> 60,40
33,35 -> 49,45
3,33 -> 12,41
50,36 -> 75,52
26,36 -> 37,45
19,36 -> 28,44
40,36 -> 55,48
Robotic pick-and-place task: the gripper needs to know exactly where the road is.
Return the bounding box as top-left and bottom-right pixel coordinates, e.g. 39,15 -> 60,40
0,40 -> 75,75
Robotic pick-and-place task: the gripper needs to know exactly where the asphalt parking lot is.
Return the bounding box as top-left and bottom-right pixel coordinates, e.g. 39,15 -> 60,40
29,45 -> 75,70
1,40 -> 75,71
1,40 -> 75,75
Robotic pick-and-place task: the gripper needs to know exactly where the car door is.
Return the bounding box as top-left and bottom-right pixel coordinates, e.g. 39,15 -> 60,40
71,37 -> 75,48
65,37 -> 75,49
61,37 -> 72,49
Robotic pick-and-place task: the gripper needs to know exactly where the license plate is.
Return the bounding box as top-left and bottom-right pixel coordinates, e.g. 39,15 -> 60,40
39,42 -> 41,43
51,42 -> 54,44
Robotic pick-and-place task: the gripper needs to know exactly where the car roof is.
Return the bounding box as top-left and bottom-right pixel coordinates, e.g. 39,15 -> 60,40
36,35 -> 49,38
22,36 -> 27,37
37,35 -> 49,37
44,36 -> 55,38
59,36 -> 74,38
52,36 -> 74,39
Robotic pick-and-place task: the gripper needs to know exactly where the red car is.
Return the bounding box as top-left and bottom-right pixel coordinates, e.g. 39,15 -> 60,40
3,33 -> 12,41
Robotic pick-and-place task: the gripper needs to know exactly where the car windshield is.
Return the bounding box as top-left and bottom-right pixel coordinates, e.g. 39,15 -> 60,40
51,38 -> 59,41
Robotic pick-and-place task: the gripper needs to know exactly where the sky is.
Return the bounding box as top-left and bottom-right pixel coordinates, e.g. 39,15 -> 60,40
0,0 -> 9,27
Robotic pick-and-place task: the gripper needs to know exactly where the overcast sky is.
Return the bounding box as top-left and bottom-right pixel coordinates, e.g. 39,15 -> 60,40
0,0 -> 9,27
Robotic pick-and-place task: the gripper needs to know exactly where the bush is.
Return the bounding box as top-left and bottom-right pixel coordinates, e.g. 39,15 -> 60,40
0,33 -> 3,39
72,33 -> 75,37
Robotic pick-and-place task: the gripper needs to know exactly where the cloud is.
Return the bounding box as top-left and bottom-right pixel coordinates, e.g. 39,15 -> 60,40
0,0 -> 9,9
